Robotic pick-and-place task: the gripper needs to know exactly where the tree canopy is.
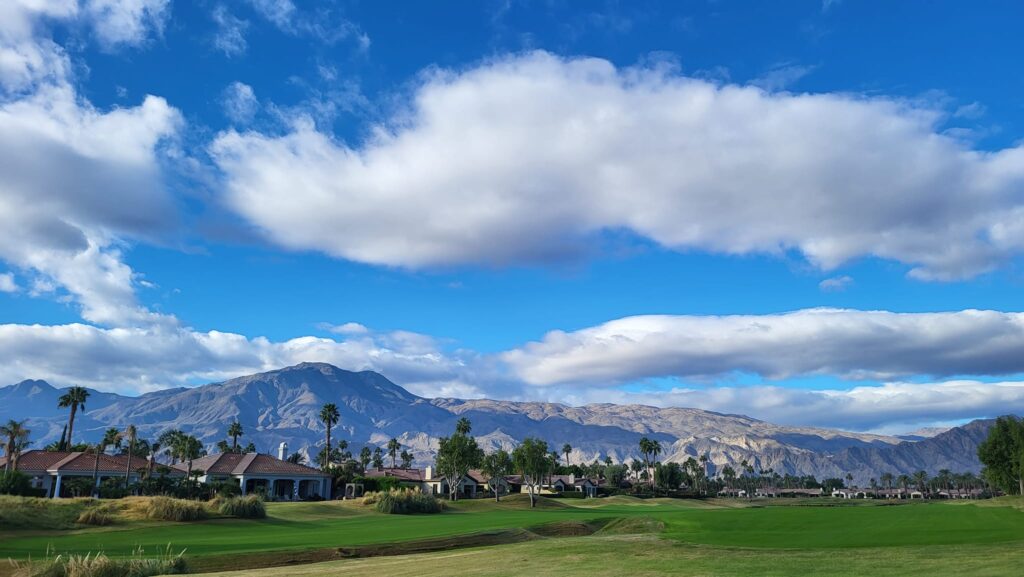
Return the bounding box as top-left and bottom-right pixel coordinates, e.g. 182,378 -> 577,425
978,415 -> 1024,495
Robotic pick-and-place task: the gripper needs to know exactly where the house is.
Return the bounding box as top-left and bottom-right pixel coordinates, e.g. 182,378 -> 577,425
875,488 -> 910,499
717,487 -> 747,497
832,488 -> 868,499
359,466 -> 491,498
0,450 -> 182,498
508,474 -> 599,497
172,448 -> 330,500
755,487 -> 824,498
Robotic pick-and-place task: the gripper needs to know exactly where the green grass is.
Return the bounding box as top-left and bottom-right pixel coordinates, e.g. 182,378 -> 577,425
1,496 -> 1023,577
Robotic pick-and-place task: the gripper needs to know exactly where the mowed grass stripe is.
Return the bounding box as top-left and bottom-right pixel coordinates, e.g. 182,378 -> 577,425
1,499 -> 1023,560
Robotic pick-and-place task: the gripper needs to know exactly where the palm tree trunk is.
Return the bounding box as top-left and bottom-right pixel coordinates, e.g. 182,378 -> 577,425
124,441 -> 134,491
67,405 -> 78,449
92,450 -> 101,498
325,426 -> 331,468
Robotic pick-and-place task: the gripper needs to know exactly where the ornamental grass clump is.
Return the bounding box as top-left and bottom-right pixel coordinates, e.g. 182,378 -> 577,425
17,545 -> 188,577
368,488 -> 445,515
217,495 -> 266,519
144,496 -> 207,522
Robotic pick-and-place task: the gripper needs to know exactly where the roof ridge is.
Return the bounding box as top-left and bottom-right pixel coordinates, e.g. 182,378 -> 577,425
232,452 -> 259,475
49,451 -> 82,471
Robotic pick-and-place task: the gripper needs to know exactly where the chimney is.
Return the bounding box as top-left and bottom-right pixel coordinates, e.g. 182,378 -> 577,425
278,442 -> 288,461
569,473 -> 575,484
425,466 -> 433,480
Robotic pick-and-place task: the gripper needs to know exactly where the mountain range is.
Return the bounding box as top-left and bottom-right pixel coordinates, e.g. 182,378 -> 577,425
0,362 -> 996,485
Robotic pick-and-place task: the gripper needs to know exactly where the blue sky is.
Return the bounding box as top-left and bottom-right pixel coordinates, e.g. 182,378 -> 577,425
2,0 -> 1024,433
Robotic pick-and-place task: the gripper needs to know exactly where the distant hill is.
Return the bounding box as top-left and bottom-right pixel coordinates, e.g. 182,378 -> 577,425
0,362 -> 996,484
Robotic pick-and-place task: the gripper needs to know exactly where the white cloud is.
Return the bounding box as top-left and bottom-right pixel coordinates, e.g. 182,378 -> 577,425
502,308 -> 1024,386
323,322 -> 369,335
222,81 -> 258,124
0,273 -> 18,293
211,52 -> 1024,280
751,62 -> 816,91
819,275 -> 853,292
245,0 -> 368,50
0,0 -> 182,327
211,5 -> 248,57
2,315 -> 1024,430
0,322 -> 487,397
83,0 -> 170,49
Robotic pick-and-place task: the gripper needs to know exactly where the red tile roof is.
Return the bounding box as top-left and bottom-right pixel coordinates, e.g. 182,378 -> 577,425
3,450 -> 156,475
171,452 -> 327,477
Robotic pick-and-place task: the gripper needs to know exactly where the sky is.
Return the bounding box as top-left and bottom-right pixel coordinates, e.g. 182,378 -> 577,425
2,0 -> 1024,435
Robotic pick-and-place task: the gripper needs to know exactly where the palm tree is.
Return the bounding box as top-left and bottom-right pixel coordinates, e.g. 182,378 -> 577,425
91,428 -> 121,498
1,420 -> 31,471
122,425 -> 137,490
57,386 -> 90,450
157,430 -> 184,464
562,444 -> 572,467
845,473 -> 854,489
319,403 -> 340,470
359,446 -> 372,471
638,437 -> 653,485
455,417 -> 472,435
227,421 -> 244,452
913,470 -> 929,495
880,472 -> 894,494
179,435 -> 204,481
387,438 -> 400,468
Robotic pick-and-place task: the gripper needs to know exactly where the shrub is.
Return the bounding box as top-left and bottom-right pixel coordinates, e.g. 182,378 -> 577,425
17,546 -> 188,577
217,495 -> 266,519
76,508 -> 113,526
367,488 -> 445,515
209,480 -> 242,498
145,496 -> 208,522
0,470 -> 32,496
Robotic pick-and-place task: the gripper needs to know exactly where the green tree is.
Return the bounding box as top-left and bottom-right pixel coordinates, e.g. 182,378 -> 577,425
400,449 -> 414,469
179,434 -> 204,481
244,441 -> 256,453
227,421 -> 244,452
91,427 -> 122,497
216,440 -> 231,453
319,403 -> 340,470
372,447 -> 384,469
286,452 -> 305,464
1,420 -> 31,472
912,470 -> 928,494
157,429 -> 185,464
435,420 -> 483,501
481,449 -> 513,502
359,446 -> 372,470
562,443 -> 572,467
122,424 -> 138,490
387,437 -> 400,468
57,386 -> 89,450
512,438 -> 550,508
978,416 -> 1024,495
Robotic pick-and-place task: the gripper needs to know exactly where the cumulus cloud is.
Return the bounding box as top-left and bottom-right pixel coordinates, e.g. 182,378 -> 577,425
0,273 -> 18,293
0,322 -> 490,397
83,0 -> 170,49
211,52 -> 1024,279
222,81 -> 258,124
0,0 -> 182,326
502,308 -> 1024,386
3,315 -> 1024,430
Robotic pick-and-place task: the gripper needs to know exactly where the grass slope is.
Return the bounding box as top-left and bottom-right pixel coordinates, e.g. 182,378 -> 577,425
1,496 -> 1023,577
187,535 -> 1024,577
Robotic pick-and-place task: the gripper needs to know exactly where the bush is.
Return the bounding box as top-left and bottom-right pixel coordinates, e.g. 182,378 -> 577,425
17,546 -> 188,577
209,480 -> 242,499
217,495 -> 266,519
366,488 -> 446,515
99,478 -> 128,500
145,496 -> 208,522
0,470 -> 33,496
76,508 -> 113,526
